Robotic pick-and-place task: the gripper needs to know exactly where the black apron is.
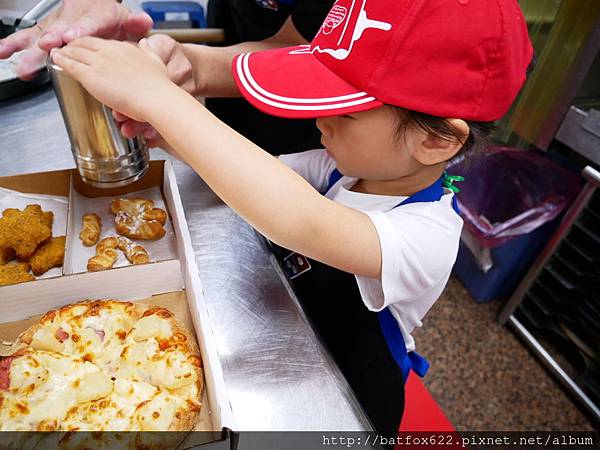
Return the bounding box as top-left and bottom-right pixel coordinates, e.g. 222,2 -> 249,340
205,0 -> 329,155
273,170 -> 460,439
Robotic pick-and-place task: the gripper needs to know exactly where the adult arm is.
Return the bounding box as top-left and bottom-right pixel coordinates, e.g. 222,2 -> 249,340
0,0 -> 152,79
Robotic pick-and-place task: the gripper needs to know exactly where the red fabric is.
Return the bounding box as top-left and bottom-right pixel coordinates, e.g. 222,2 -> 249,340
233,0 -> 533,121
394,375 -> 464,449
400,374 -> 455,432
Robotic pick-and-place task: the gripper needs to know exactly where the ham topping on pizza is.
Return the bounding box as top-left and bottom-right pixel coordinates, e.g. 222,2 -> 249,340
55,328 -> 69,343
0,356 -> 17,390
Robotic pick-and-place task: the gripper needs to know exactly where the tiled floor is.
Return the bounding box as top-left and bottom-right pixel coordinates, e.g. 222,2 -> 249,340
412,277 -> 595,431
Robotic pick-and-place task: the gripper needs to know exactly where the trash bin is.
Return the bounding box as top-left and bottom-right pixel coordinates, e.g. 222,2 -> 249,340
450,147 -> 581,302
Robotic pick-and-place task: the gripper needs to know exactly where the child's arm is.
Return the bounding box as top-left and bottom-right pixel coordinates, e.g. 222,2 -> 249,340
152,89 -> 382,278
52,38 -> 382,278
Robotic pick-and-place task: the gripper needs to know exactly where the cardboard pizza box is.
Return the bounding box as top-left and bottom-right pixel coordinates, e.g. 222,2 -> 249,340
0,160 -> 236,448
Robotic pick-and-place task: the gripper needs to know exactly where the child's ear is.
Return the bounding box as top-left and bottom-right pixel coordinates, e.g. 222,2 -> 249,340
414,119 -> 469,166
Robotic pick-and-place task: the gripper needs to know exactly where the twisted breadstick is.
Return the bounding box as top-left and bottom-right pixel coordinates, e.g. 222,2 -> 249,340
79,213 -> 102,247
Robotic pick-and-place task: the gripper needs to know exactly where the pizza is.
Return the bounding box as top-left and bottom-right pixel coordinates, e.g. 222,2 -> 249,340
0,300 -> 203,432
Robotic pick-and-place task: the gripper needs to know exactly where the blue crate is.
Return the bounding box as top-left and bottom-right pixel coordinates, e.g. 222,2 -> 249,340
453,217 -> 560,303
142,1 -> 206,29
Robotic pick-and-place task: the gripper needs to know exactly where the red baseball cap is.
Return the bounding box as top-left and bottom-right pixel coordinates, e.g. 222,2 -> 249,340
233,0 -> 533,121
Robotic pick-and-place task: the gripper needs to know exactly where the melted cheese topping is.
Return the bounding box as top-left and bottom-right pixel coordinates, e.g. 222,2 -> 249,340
134,391 -> 189,431
1,301 -> 201,431
1,351 -> 99,431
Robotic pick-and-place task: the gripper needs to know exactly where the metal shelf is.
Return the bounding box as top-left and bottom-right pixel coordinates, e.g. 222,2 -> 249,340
509,315 -> 600,421
499,166 -> 600,425
556,106 -> 600,165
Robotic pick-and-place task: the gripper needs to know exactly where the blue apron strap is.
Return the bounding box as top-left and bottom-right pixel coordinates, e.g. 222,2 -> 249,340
325,169 -> 343,194
452,196 -> 460,214
327,170 -> 460,214
397,177 -> 444,207
377,309 -> 430,380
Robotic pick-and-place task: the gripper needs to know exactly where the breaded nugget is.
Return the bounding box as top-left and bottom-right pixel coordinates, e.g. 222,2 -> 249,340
3,205 -> 53,228
0,262 -> 35,286
0,247 -> 15,265
0,205 -> 53,259
28,236 -> 66,276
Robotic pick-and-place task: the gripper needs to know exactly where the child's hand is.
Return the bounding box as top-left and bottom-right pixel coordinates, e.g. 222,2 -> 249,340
51,37 -> 174,123
112,109 -> 185,162
112,35 -> 195,141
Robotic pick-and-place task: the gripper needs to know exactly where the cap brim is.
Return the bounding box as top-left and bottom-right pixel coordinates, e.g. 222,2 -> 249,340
233,45 -> 383,119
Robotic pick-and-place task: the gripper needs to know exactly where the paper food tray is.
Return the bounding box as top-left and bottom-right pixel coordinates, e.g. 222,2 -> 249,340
65,185 -> 178,274
0,160 -> 236,447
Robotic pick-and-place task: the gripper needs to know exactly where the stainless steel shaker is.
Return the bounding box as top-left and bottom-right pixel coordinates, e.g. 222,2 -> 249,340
47,56 -> 149,188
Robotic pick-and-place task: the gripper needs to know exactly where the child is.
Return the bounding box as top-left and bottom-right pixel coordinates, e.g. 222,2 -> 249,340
51,0 -> 532,438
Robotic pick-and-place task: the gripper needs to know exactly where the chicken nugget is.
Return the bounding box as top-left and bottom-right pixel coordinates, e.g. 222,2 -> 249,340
0,247 -> 15,265
3,205 -> 53,228
23,205 -> 53,228
0,205 -> 53,259
28,236 -> 66,276
0,262 -> 35,286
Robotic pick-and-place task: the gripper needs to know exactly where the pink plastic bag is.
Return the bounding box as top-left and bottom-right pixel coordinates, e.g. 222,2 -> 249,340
451,147 -> 581,248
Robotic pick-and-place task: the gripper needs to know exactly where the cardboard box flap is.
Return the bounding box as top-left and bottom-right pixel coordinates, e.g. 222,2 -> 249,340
0,260 -> 184,323
0,168 -> 71,197
162,160 -> 237,431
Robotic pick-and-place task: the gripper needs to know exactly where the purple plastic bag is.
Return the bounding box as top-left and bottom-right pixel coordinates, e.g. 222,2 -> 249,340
450,147 -> 581,248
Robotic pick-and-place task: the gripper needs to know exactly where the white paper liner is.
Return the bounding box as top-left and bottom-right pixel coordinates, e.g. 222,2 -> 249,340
0,187 -> 68,279
66,186 -> 178,274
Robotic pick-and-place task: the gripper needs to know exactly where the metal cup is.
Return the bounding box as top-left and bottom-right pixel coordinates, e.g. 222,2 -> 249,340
47,55 -> 149,188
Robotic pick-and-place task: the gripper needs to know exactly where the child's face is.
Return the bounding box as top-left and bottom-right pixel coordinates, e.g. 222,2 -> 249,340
316,106 -> 423,180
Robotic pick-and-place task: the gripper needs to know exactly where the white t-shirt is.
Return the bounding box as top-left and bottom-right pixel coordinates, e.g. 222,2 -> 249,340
279,149 -> 463,352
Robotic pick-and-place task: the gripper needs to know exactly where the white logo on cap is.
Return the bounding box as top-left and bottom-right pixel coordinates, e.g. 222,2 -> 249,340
291,0 -> 391,60
322,4 -> 347,34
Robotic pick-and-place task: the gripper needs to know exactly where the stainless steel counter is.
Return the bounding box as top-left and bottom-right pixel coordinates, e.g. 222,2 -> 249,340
0,86 -> 370,431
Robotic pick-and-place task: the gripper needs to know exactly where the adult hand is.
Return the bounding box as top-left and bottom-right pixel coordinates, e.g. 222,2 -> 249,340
114,34 -> 195,144
0,0 -> 152,80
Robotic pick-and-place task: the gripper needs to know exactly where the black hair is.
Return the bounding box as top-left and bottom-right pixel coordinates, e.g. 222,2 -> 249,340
392,107 -> 496,159
391,52 -> 536,160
